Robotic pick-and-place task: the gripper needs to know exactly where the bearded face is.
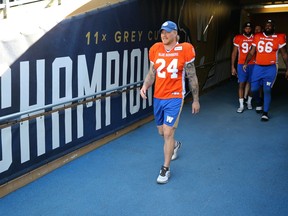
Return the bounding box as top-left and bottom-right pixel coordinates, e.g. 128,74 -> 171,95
243,27 -> 252,37
264,23 -> 275,35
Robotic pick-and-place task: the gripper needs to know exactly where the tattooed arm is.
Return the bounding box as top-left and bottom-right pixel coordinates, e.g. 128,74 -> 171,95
140,63 -> 156,99
185,62 -> 200,114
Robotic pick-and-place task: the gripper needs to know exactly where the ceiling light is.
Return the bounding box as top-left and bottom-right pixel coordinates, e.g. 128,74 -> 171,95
263,4 -> 288,8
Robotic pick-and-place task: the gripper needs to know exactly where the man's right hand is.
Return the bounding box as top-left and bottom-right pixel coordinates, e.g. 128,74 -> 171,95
231,67 -> 237,76
140,87 -> 147,99
242,64 -> 248,72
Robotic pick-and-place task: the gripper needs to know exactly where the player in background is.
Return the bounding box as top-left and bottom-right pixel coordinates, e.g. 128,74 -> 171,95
254,25 -> 262,34
231,22 -> 254,113
243,25 -> 262,107
243,19 -> 288,121
140,21 -> 200,184
242,25 -> 263,104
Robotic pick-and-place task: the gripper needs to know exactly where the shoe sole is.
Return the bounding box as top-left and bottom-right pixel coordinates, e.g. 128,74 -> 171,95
157,179 -> 169,184
157,173 -> 170,184
261,117 -> 269,122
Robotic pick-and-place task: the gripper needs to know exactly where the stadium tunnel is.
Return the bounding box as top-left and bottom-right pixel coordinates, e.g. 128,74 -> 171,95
0,0 -> 287,197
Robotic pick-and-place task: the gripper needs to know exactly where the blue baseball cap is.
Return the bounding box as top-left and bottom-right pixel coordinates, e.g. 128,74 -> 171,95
160,21 -> 178,32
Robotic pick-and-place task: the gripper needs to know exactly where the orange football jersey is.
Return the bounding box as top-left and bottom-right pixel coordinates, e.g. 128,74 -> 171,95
149,42 -> 195,99
233,34 -> 255,64
252,32 -> 286,65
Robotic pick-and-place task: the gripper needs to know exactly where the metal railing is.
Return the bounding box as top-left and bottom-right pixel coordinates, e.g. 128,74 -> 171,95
0,81 -> 144,128
0,0 -> 46,19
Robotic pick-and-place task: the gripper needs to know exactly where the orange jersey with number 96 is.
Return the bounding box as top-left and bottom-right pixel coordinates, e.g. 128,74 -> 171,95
149,42 -> 196,99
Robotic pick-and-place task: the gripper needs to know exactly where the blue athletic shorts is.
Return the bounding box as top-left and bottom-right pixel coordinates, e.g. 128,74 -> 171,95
153,98 -> 184,128
251,64 -> 277,89
237,64 -> 254,83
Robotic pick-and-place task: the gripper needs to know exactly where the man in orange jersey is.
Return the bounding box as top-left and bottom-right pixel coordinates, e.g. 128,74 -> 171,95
140,21 -> 200,184
231,22 -> 254,113
243,19 -> 288,121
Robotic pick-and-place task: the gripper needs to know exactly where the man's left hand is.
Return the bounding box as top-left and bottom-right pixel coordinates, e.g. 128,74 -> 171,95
192,101 -> 200,114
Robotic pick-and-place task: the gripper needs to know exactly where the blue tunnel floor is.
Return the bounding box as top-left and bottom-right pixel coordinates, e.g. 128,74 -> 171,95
1,77 -> 288,216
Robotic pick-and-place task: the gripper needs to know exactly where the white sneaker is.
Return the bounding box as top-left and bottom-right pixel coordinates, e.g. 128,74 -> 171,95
157,166 -> 170,184
261,112 -> 269,121
256,106 -> 263,113
237,107 -> 244,113
247,103 -> 253,110
171,141 -> 182,160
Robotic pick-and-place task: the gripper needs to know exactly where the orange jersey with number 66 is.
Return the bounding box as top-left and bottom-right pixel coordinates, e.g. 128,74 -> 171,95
252,32 -> 286,65
149,42 -> 196,99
